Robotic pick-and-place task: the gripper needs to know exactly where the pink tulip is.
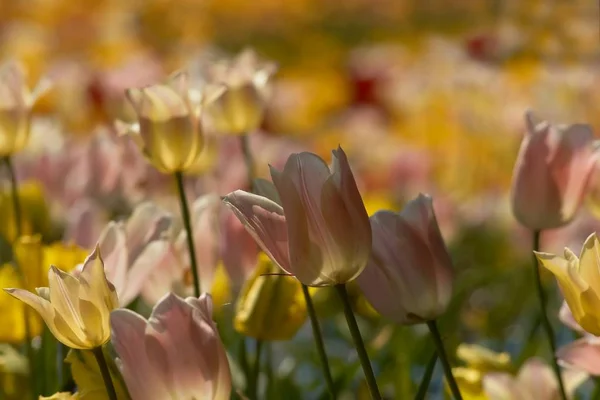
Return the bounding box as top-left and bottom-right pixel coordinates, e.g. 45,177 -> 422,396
225,146 -> 371,286
511,111 -> 599,230
356,194 -> 453,324
557,337 -> 600,376
111,293 -> 231,400
483,358 -> 587,400
99,202 -> 172,306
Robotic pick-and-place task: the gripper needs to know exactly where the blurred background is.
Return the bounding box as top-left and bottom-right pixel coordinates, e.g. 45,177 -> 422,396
1,0 -> 600,398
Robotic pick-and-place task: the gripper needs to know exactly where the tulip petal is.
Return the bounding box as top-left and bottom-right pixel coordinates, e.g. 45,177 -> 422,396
48,266 -> 86,339
98,223 -> 128,299
111,309 -> 168,400
223,190 -> 291,273
120,240 -> 169,306
557,337 -> 600,376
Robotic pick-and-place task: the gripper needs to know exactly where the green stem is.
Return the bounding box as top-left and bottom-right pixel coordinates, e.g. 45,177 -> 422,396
174,171 -> 201,297
91,347 -> 117,400
240,134 -> 255,188
335,284 -> 381,400
4,156 -> 36,399
593,377 -> 600,400
414,351 -> 438,400
265,342 -> 274,399
239,338 -> 250,392
532,230 -> 567,400
249,339 -> 263,400
301,284 -> 336,399
426,320 -> 462,400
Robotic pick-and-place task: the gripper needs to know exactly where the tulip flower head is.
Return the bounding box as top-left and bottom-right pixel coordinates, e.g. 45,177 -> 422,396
204,49 -> 276,135
120,72 -> 205,173
535,232 -> 600,336
234,253 -> 306,340
224,146 -> 372,286
482,358 -> 587,400
511,111 -> 599,230
4,246 -> 118,349
0,60 -> 51,157
110,293 -> 231,400
356,194 -> 453,324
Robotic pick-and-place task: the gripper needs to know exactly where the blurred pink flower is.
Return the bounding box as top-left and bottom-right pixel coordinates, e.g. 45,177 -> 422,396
225,146 -> 371,286
99,202 -> 172,306
483,358 -> 587,400
511,111 -> 599,230
557,337 -> 600,376
111,293 -> 231,400
356,194 -> 453,324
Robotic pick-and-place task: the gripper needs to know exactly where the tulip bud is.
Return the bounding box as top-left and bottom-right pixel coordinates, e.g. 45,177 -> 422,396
511,111 -> 599,230
234,253 -> 306,340
535,233 -> 600,336
204,49 -> 276,135
110,293 -> 232,400
357,194 -> 453,324
224,146 -> 372,286
0,60 -> 51,157
4,246 -> 119,349
121,73 -> 204,173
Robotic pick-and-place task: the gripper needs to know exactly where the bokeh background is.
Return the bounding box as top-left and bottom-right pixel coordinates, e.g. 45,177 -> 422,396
1,0 -> 600,398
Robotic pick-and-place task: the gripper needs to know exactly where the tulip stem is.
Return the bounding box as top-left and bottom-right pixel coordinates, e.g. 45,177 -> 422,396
174,171 -> 201,297
301,284 -> 336,399
335,284 -> 381,400
240,134 -> 255,188
4,156 -> 36,399
92,346 -> 117,400
426,320 -> 462,400
532,230 -> 567,400
249,339 -> 263,400
414,351 -> 438,400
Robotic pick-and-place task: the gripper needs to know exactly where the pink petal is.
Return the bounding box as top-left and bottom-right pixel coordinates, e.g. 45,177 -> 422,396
557,337 -> 600,376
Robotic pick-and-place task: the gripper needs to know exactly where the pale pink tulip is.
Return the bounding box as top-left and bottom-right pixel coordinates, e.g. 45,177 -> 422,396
511,111 -> 599,230
483,358 -> 587,400
225,146 -> 371,286
111,293 -> 231,400
100,202 -> 172,306
356,194 -> 453,324
557,337 -> 600,376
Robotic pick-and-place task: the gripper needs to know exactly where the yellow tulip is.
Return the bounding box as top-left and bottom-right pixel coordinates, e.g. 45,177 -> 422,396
456,344 -> 511,373
121,73 -> 204,174
39,393 -> 79,400
0,344 -> 29,400
0,60 -> 51,157
234,253 -> 306,340
535,232 -> 600,336
4,246 -> 119,349
0,182 -> 51,243
452,368 -> 487,400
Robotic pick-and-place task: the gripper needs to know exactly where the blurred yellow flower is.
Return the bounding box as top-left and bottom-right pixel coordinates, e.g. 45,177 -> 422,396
0,344 -> 29,400
452,368 -> 487,400
210,262 -> 232,319
0,182 -> 51,243
535,233 -> 600,336
39,393 -> 79,400
234,253 -> 306,340
5,246 -> 119,349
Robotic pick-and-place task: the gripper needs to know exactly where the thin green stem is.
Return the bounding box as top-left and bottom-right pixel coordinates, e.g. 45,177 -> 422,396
174,171 -> 201,297
92,347 -> 117,400
426,320 -> 462,400
239,338 -> 250,392
414,351 -> 438,400
301,284 -> 336,399
335,284 -> 381,400
248,339 -> 263,400
4,156 -> 36,399
532,230 -> 567,400
240,134 -> 255,188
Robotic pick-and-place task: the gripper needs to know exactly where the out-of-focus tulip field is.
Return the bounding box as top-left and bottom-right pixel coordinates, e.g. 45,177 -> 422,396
2,0 -> 600,399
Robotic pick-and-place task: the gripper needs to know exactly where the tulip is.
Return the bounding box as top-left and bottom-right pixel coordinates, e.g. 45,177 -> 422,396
204,49 -> 276,135
120,73 -> 204,174
0,60 -> 51,157
482,358 -> 587,400
224,146 -> 371,286
535,232 -> 600,336
0,181 -> 51,243
234,253 -> 306,340
557,336 -> 600,376
99,202 -> 172,306
110,293 -> 231,400
4,246 -> 119,349
511,111 -> 599,230
356,194 -> 453,324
